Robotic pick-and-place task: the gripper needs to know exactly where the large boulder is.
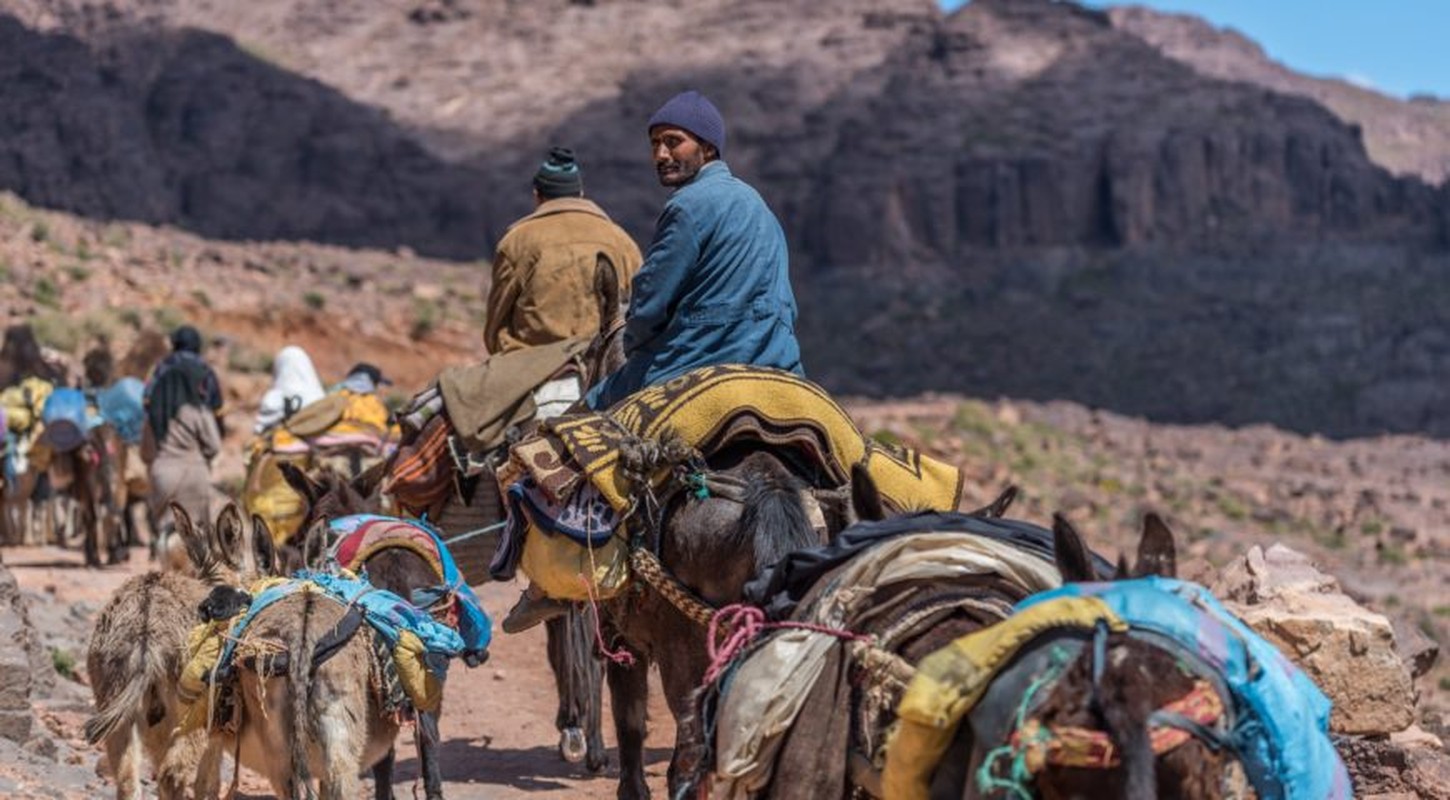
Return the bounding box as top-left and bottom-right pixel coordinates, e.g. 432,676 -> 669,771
1212,544 -> 1416,735
0,564 -> 39,744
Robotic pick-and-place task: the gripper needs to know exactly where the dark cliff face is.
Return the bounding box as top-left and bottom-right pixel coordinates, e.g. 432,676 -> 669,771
0,14 -> 490,257
1,0 -> 1448,436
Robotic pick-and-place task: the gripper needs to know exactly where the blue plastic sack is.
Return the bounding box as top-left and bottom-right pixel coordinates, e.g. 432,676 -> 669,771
97,378 -> 146,444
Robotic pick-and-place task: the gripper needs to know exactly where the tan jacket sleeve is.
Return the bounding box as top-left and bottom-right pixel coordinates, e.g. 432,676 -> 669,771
484,247 -> 523,354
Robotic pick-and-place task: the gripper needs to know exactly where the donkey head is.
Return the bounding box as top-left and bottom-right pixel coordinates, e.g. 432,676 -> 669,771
1023,514 -> 1227,800
171,501 -> 277,585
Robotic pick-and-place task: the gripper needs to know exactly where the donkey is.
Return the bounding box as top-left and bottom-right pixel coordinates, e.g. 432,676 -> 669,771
222,560 -> 403,800
593,443 -> 829,799
276,461 -> 458,800
940,514 -> 1237,800
85,502 -> 277,800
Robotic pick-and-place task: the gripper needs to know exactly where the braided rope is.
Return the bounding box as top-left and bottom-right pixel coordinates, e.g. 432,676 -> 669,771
629,547 -> 716,626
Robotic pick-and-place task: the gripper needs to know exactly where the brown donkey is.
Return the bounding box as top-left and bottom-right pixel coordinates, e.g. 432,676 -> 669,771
85,502 -> 277,800
939,514 -> 1237,800
221,536 -> 423,800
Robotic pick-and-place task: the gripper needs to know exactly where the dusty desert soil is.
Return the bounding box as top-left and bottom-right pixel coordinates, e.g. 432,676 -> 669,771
3,545 -> 672,800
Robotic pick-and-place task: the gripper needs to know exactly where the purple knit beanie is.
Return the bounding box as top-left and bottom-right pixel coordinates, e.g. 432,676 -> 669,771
647,91 -> 726,156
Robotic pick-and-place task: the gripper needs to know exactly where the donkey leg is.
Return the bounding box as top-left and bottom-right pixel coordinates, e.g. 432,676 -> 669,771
659,654 -> 709,795
103,725 -> 142,800
371,746 -> 396,800
417,711 -> 446,800
606,653 -> 651,800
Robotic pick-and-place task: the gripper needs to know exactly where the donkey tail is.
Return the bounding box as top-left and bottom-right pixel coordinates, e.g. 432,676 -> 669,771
1101,685 -> 1157,800
84,579 -> 167,745
288,588 -> 318,800
83,672 -> 148,745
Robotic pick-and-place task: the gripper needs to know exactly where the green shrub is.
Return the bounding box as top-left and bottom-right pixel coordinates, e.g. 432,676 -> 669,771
66,264 -> 92,282
51,648 -> 76,680
303,291 -> 326,311
33,277 -> 61,309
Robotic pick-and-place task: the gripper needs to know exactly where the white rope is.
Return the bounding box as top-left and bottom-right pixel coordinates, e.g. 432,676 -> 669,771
441,519 -> 507,545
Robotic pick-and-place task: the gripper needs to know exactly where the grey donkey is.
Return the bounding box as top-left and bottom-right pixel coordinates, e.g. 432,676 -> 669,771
85,502 -> 277,800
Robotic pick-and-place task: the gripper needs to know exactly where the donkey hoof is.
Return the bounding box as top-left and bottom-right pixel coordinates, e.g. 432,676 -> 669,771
559,727 -> 587,764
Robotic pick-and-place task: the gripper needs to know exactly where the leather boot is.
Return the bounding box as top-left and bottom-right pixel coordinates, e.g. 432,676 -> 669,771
501,583 -> 569,633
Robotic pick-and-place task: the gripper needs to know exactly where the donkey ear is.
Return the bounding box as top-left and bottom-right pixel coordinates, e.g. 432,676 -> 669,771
170,502 -> 210,571
250,514 -> 277,576
850,462 -> 887,522
1052,513 -> 1097,584
214,502 -> 246,565
278,461 -> 324,505
301,519 -> 330,569
1134,513 -> 1178,578
352,460 -> 387,501
972,485 -> 1018,518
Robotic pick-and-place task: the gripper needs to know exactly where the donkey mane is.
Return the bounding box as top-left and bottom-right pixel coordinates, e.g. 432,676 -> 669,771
736,459 -> 816,571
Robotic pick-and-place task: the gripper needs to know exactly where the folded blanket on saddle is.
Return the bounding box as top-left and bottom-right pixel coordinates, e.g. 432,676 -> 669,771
328,514 -> 492,662
503,364 -> 963,515
697,528 -> 1064,800
885,577 -> 1351,800
179,571 -> 466,728
438,337 -> 588,453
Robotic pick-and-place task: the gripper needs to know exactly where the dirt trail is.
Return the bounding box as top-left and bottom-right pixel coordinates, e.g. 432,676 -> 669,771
6,546 -> 672,799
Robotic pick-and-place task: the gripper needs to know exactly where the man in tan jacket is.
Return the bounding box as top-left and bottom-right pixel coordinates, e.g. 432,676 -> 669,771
486,147 -> 642,633
484,147 -> 643,354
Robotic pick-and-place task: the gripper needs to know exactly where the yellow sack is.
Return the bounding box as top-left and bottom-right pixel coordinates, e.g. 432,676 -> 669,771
393,629 -> 445,714
519,518 -> 631,601
1,377 -> 54,433
242,445 -> 311,546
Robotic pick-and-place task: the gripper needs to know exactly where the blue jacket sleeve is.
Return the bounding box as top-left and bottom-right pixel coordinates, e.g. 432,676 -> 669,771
623,202 -> 699,354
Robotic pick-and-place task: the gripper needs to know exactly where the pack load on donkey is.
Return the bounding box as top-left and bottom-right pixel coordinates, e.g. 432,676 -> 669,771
179,569 -> 475,732
684,511 -> 1097,799
494,364 -> 965,601
244,386 -> 400,546
885,576 -> 1351,800
384,337 -> 592,580
2,374 -> 55,483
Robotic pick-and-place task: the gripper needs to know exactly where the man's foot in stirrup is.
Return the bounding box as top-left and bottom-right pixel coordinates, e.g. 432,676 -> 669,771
502,584 -> 569,634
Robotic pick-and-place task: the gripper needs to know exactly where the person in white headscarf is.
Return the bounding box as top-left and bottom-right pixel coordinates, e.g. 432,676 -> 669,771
253,345 -> 325,434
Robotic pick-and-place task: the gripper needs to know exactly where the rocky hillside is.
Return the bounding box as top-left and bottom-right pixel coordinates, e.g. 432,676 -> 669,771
1109,5 -> 1450,185
1,0 -> 1449,436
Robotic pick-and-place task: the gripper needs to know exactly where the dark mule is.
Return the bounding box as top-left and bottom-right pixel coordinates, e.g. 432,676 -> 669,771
597,444 -> 828,799
279,462 -> 456,800
47,419 -> 125,567
942,514 -> 1234,800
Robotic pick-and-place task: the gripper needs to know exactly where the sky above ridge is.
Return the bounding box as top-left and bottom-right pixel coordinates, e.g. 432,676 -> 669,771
939,1 -> 1447,99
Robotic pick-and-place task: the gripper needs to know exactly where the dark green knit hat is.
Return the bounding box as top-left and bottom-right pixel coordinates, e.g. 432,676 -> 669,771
533,146 -> 583,198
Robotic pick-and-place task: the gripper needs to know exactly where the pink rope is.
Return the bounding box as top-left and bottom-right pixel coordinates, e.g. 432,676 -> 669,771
703,603 -> 873,686
579,575 -> 636,667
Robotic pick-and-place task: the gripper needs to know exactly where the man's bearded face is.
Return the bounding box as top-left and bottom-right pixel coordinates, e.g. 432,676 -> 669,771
650,125 -> 713,187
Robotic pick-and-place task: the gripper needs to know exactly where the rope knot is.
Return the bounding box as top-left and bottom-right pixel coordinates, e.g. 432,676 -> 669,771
704,604 -> 768,685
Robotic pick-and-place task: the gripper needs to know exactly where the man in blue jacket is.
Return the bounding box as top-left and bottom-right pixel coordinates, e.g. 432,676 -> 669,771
505,92 -> 807,633
586,90 -> 803,410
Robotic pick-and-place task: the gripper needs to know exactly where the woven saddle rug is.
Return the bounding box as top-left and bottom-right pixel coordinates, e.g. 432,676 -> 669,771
502,364 -> 963,514
327,514 -> 493,661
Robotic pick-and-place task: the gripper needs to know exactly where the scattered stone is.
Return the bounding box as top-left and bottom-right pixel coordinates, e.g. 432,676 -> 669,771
1213,545 -> 1416,735
1391,618 -> 1441,680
